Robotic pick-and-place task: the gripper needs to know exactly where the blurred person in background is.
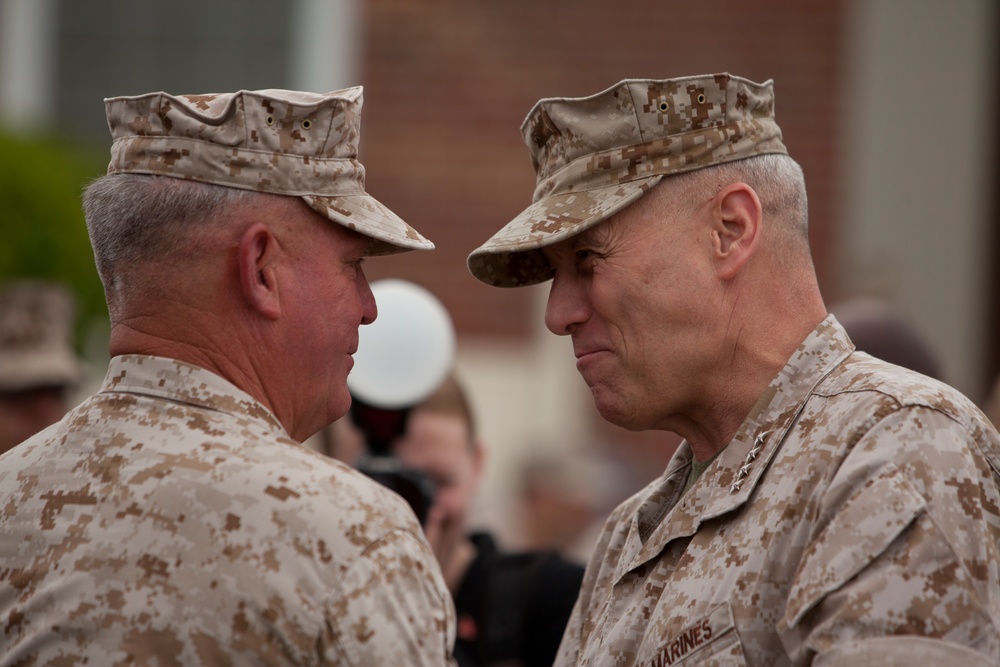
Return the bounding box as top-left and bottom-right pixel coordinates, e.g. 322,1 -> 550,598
468,73 -> 1000,666
0,280 -> 85,454
830,296 -> 944,380
341,369 -> 584,667
0,88 -> 455,666
516,449 -> 629,565
831,297 -> 1000,432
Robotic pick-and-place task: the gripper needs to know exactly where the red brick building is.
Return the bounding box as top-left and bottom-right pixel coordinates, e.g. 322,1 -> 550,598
1,0 -> 995,549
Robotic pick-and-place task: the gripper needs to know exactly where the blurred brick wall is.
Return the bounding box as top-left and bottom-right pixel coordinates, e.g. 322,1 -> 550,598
358,0 -> 846,339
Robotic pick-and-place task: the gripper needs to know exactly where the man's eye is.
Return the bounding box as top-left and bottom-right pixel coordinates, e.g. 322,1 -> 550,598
575,249 -> 599,266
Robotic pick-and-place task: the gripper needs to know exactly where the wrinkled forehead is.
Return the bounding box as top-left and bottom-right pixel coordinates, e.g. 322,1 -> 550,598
272,196 -> 371,254
543,180 -> 674,252
540,218 -> 613,257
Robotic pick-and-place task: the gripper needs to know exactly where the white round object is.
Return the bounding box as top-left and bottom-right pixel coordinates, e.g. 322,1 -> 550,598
348,279 -> 456,409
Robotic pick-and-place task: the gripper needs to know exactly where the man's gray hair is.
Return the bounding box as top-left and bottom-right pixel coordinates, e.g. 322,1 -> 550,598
677,153 -> 809,241
83,174 -> 261,313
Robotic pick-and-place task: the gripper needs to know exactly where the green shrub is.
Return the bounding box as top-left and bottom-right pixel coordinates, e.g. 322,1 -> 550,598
0,132 -> 108,350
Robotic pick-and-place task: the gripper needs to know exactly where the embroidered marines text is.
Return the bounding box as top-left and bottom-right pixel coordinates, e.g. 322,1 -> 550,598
644,618 -> 713,666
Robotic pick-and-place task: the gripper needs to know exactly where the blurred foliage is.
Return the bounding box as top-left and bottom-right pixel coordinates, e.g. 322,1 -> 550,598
0,131 -> 109,351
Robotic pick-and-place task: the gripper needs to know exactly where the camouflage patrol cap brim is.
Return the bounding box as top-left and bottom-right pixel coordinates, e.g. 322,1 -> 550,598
105,88 -> 432,256
0,351 -> 84,392
0,281 -> 84,391
468,73 -> 787,287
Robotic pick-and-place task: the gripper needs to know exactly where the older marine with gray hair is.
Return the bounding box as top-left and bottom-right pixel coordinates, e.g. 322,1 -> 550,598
0,88 -> 456,665
469,73 -> 1000,666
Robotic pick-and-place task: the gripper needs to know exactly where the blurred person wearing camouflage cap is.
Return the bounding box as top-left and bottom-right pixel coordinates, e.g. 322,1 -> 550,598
469,74 -> 1000,666
0,280 -> 84,454
0,89 -> 456,666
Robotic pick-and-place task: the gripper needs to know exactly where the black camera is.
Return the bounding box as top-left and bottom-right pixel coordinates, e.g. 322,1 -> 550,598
349,396 -> 436,526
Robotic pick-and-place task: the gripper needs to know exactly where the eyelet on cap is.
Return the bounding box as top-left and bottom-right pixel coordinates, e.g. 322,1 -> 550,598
658,101 -> 669,112
265,115 -> 275,126
301,119 -> 312,130
697,94 -> 706,104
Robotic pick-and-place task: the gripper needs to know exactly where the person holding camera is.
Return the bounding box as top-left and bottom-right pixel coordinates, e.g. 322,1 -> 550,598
334,282 -> 583,667
387,372 -> 584,667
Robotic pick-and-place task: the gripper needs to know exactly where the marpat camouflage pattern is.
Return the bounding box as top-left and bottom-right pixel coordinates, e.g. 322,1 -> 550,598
0,355 -> 456,665
468,74 -> 787,287
555,317 -> 1000,667
0,281 -> 83,391
105,88 -> 433,256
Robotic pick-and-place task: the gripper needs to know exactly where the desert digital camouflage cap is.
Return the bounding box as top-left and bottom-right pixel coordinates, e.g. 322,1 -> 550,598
0,281 -> 84,391
104,87 -> 432,255
467,73 -> 788,286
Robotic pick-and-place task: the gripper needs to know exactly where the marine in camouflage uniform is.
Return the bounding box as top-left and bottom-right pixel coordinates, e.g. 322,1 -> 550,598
467,74 -> 1000,666
0,89 -> 456,665
0,280 -> 85,454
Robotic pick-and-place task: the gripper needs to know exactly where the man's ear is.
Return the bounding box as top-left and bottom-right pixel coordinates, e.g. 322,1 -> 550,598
710,182 -> 761,280
238,222 -> 282,320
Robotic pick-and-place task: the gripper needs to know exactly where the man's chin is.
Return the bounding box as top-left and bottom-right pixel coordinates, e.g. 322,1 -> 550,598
592,390 -> 641,431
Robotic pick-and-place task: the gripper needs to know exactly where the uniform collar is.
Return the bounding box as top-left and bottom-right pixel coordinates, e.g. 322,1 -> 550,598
616,316 -> 855,580
100,354 -> 288,437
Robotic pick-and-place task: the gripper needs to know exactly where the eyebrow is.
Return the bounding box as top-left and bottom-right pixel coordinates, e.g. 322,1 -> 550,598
571,224 -> 612,250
